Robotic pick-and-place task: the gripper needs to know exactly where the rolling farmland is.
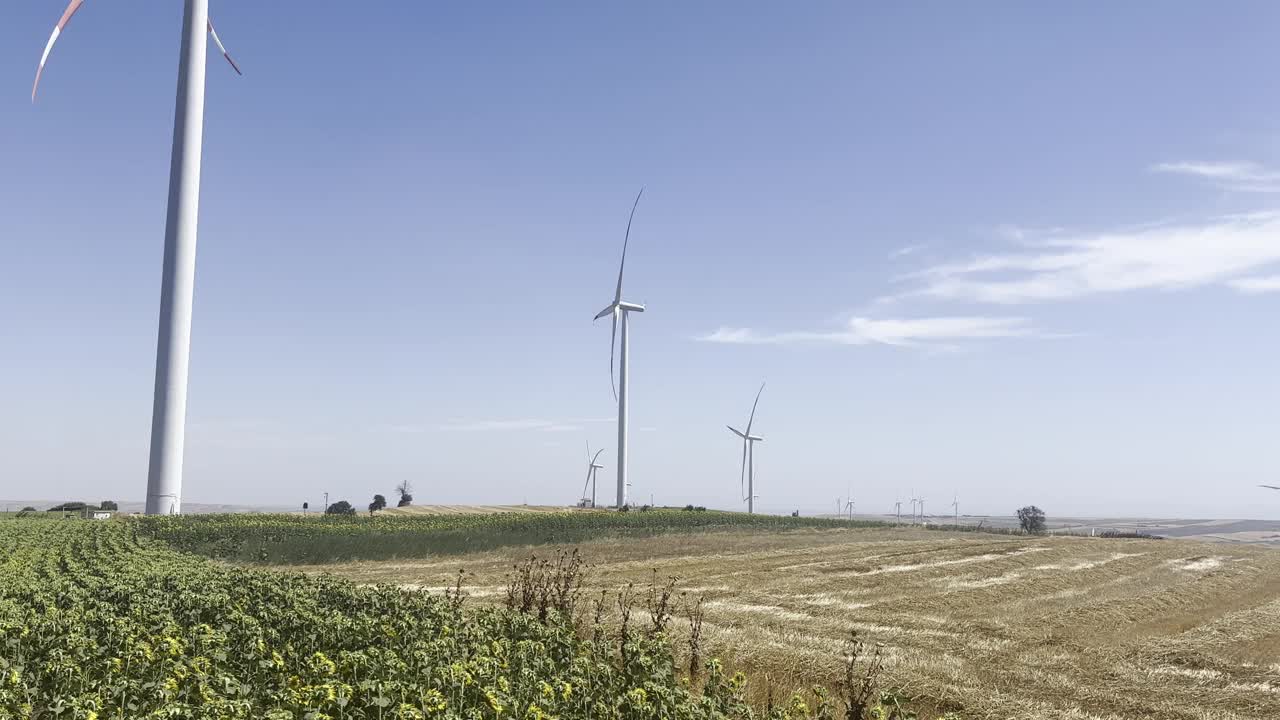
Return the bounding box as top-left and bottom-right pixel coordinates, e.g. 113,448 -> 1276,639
0,518 -> 765,719
309,525 -> 1280,719
7,511 -> 1279,718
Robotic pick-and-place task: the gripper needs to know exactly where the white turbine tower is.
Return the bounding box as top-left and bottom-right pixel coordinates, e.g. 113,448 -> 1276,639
951,493 -> 959,524
581,443 -> 605,508
595,190 -> 646,510
727,383 -> 765,514
918,496 -> 927,523
894,499 -> 902,523
33,0 -> 242,516
909,489 -> 919,524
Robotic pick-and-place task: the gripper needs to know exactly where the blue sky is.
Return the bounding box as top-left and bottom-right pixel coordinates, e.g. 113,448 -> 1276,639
3,2 -> 1280,519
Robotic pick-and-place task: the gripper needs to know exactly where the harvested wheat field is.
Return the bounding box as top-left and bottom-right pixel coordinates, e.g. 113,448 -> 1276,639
304,527 -> 1280,719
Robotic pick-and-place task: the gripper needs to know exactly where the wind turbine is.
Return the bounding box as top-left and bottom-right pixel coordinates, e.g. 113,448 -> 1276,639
33,0 -> 242,516
727,383 -> 765,514
594,190 -> 646,510
918,496 -> 927,523
950,493 -> 959,524
909,489 -> 919,524
894,499 -> 902,523
581,443 -> 605,508
844,497 -> 855,521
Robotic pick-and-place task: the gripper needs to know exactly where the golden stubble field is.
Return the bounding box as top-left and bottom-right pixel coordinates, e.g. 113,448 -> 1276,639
294,527 -> 1280,719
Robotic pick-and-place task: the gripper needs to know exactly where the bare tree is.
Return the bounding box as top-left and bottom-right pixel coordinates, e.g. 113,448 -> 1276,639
395,481 -> 414,507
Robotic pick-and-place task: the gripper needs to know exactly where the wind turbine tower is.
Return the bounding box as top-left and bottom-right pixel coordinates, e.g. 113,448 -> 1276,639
728,383 -> 766,514
594,190 -> 646,509
32,0 -> 242,516
581,444 -> 605,508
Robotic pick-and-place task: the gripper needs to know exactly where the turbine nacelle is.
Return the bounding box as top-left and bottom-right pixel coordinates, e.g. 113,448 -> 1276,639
594,300 -> 646,321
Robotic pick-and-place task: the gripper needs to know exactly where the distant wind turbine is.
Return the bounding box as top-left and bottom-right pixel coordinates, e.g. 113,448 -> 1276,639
894,499 -> 902,523
918,496 -> 927,523
844,498 -> 855,521
909,489 -> 920,524
951,493 -> 959,524
728,383 -> 766,514
594,190 -> 646,509
581,443 -> 605,508
33,0 -> 242,516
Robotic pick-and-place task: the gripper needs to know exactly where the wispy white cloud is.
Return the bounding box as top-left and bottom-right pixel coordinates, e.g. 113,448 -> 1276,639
896,211 -> 1280,304
388,418 -> 612,433
889,244 -> 924,259
1152,160 -> 1280,193
1228,274 -> 1280,294
699,315 -> 1039,349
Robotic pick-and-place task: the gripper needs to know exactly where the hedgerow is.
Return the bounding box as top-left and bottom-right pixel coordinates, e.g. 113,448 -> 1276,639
137,511 -> 887,564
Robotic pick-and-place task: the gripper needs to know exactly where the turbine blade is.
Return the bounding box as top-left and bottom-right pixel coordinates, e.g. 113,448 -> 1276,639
726,425 -> 746,438
32,0 -> 86,102
745,381 -> 765,435
594,303 -> 617,321
207,18 -> 243,76
614,188 -> 644,304
1261,484 -> 1280,490
608,309 -> 618,402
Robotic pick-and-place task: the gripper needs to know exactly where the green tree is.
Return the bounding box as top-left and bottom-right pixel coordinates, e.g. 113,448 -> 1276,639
99,500 -> 119,511
325,501 -> 356,516
1017,505 -> 1047,534
368,494 -> 387,516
